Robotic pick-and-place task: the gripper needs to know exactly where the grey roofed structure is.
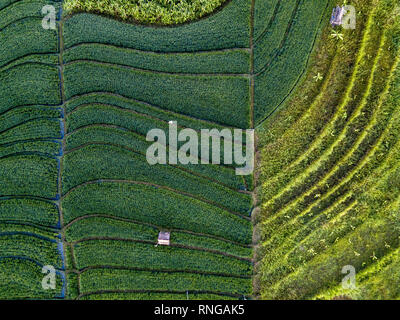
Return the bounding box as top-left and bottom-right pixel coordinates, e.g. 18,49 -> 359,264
330,6 -> 345,27
158,231 -> 171,246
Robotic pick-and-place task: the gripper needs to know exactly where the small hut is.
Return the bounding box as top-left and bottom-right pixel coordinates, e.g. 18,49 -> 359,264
330,6 -> 345,27
157,231 -> 170,246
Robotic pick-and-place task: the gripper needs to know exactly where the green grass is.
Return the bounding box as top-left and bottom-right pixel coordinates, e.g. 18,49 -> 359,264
255,0 -> 400,299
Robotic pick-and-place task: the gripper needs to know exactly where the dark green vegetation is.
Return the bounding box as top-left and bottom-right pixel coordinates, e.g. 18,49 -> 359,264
0,0 -> 65,299
255,0 -> 400,299
60,0 -> 257,299
64,0 -> 228,25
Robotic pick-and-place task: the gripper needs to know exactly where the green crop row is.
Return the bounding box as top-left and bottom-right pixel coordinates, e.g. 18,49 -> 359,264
66,102 -> 168,137
0,0 -> 17,10
63,0 -> 250,52
0,258 -> 64,299
254,0 -> 328,123
0,0 -> 60,29
254,0 -> 298,73
260,57 -> 399,271
315,246 -> 400,300
0,222 -> 59,240
62,182 -> 252,244
173,232 -> 252,259
0,234 -> 62,268
253,0 -> 280,40
0,198 -> 59,227
65,126 -> 244,190
65,103 -> 248,171
0,53 -> 59,73
65,216 -> 158,243
63,43 -> 250,75
0,118 -> 61,145
73,239 -> 252,276
0,18 -> 58,68
80,292 -> 236,300
262,148 -> 400,294
62,144 -> 251,214
262,192 -> 400,299
0,154 -> 58,198
256,0 -> 400,298
63,62 -> 250,128
0,106 -> 60,132
0,140 -> 61,158
65,215 -> 251,259
65,92 -> 240,133
79,268 -> 251,296
0,64 -> 61,114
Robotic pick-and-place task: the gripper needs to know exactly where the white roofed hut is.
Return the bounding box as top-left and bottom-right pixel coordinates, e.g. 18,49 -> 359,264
157,231 -> 170,246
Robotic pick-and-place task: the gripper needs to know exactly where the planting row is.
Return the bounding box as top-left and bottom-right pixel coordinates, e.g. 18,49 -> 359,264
62,144 -> 251,215
78,268 -> 251,297
62,182 -> 252,244
63,62 -> 250,128
65,125 -> 245,191
63,43 -> 250,75
72,239 -> 252,276
65,216 -> 252,259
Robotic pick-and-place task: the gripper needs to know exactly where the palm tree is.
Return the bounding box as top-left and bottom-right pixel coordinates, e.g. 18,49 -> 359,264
313,73 -> 323,82
331,29 -> 344,40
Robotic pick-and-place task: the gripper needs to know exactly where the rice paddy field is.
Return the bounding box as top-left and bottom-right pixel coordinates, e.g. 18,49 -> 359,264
0,0 -> 399,300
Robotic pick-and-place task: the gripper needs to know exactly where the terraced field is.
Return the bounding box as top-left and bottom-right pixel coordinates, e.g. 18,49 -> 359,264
255,0 -> 400,299
2,0 -> 398,301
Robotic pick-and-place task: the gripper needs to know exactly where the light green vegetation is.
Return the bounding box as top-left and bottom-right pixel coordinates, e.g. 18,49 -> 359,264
64,0 -> 228,25
255,0 -> 400,299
